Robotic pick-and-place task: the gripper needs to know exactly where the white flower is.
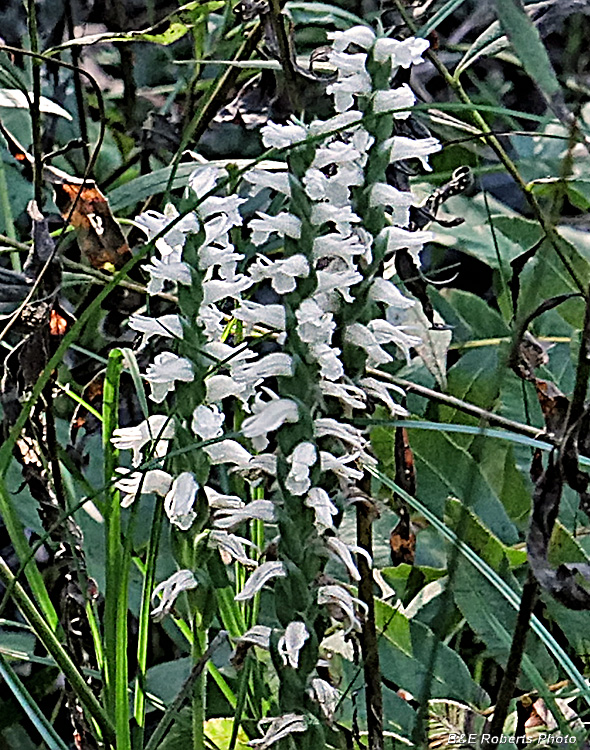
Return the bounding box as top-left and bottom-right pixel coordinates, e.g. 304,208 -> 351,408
371,317 -> 423,364
303,166 -> 362,206
248,254 -> 310,294
198,304 -> 226,340
358,377 -> 409,416
296,300 -> 335,345
205,374 -> 250,404
235,561 -> 287,601
328,25 -> 376,52
145,352 -> 194,403
111,415 -> 175,467
191,404 -> 225,440
370,182 -> 414,210
311,204 -> 360,234
313,344 -> 344,381
164,471 -> 199,530
209,530 -> 258,568
285,442 -> 317,495
143,257 -> 192,295
369,277 -> 414,309
373,84 -> 415,117
241,397 -> 300,450
309,678 -> 341,721
202,275 -> 253,306
373,36 -> 430,68
250,211 -> 301,246
316,266 -> 363,303
199,194 -> 247,227
314,418 -> 367,451
234,301 -> 286,330
261,120 -> 308,149
204,486 -> 244,510
308,110 -> 363,137
249,714 -> 308,749
189,165 -> 223,197
232,353 -> 293,386
318,584 -> 368,633
305,487 -> 338,531
115,468 -> 173,507
319,381 -> 366,410
326,536 -> 372,581
384,135 -> 441,170
237,625 -> 272,649
244,168 -> 291,197
136,204 -> 199,249
345,322 -> 393,365
204,439 -> 253,466
320,451 -> 363,482
213,499 -> 276,529
129,313 -> 184,347
327,58 -> 372,112
278,622 -> 309,668
151,569 -> 198,621
313,233 -> 366,268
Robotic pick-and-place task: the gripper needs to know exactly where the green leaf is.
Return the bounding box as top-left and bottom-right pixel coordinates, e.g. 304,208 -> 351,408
375,600 -> 489,707
454,19 -> 509,78
417,0 -> 469,37
0,89 -> 72,119
495,0 -> 560,99
0,652 -> 69,750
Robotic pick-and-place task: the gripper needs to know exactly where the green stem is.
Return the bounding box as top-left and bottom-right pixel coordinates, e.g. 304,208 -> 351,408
0,156 -> 21,270
192,617 -> 206,750
0,555 -> 115,745
26,0 -> 44,210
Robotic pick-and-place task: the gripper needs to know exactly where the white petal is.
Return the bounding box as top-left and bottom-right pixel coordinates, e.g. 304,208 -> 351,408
235,561 -> 287,601
278,621 -> 309,668
213,499 -> 276,529
328,25 -> 376,52
164,472 -> 199,530
191,404 -> 225,440
248,714 -> 307,749
373,85 -> 415,117
151,569 -> 198,621
305,487 -> 338,531
237,625 -> 272,649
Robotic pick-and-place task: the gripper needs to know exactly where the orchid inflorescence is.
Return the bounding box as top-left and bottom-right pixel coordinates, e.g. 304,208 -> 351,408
112,24 -> 440,746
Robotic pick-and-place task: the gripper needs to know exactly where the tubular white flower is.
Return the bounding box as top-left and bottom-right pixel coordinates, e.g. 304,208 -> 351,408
384,135 -> 441,170
143,257 -> 192,295
145,352 -> 194,403
203,439 -> 253,466
328,25 -> 376,52
326,537 -> 372,581
285,442 -> 317,495
136,204 -> 199,249
248,254 -> 310,294
318,584 -> 368,633
198,304 -> 226,340
316,266 -> 363,303
241,397 -> 300,450
345,322 -> 393,365
201,275 -> 253,306
151,569 -> 198,621
358,377 -> 409,416
378,225 -> 435,257
249,715 -> 308,749
370,182 -> 414,211
213,499 -> 277,529
261,120 -> 308,148
191,404 -> 225,440
129,313 -> 184,347
303,166 -> 362,206
250,211 -> 302,246
164,471 -> 199,530
296,299 -> 335,345
370,318 -> 423,364
237,625 -> 272,649
373,36 -> 430,67
313,233 -> 366,268
232,353 -> 294,385
314,418 -> 367,451
205,374 -> 250,404
369,277 -> 414,309
309,679 -> 341,721
313,344 -> 345,381
310,204 -> 361,234
278,621 -> 309,669
199,194 -> 247,227
115,468 -> 173,508
209,530 -> 258,568
111,415 -> 175,467
319,381 -> 366,411
305,487 -> 338,531
234,301 -> 286,330
244,168 -> 291,197
235,561 -> 287,601
189,164 -> 223,197
320,451 -> 364,482
204,486 -> 245,510
373,84 -> 415,117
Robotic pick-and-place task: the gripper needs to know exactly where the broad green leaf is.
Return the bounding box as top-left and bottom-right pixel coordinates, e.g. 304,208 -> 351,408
145,657 -> 192,707
433,288 -> 510,343
375,599 -> 489,707
452,556 -> 558,689
495,0 -> 560,99
286,1 -> 367,29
